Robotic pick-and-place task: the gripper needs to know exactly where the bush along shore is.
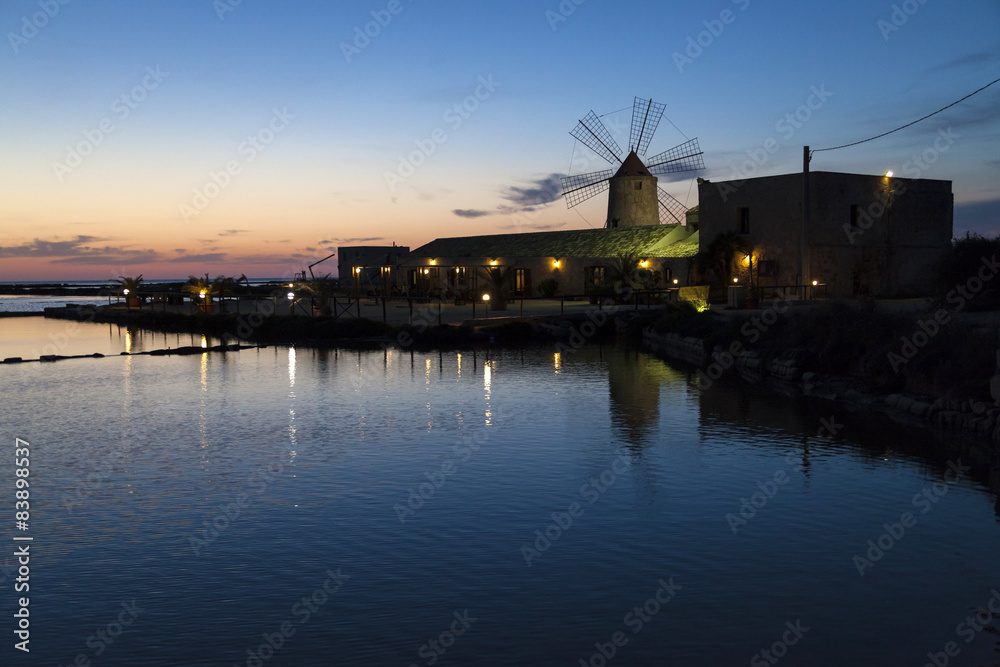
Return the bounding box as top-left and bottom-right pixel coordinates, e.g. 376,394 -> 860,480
634,298 -> 1000,445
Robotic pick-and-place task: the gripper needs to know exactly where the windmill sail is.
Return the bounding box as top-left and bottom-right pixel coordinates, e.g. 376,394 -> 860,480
570,111 -> 623,166
630,97 -> 666,156
657,187 -> 689,225
560,169 -> 613,208
646,138 -> 705,175
562,98 -> 704,223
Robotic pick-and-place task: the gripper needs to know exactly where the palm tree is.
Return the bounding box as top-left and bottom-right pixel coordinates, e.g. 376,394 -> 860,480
184,274 -> 222,311
609,254 -> 642,291
295,275 -> 337,316
478,265 -> 517,311
115,274 -> 143,306
698,232 -> 750,286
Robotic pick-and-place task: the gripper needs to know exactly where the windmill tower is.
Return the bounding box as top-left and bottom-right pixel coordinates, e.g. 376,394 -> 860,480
561,97 -> 704,228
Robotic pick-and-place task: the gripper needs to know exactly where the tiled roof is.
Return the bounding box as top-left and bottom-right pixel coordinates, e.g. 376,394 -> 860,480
403,225 -> 698,262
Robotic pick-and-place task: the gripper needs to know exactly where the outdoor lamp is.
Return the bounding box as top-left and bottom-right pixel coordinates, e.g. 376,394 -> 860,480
482,294 -> 490,302
812,280 -> 819,286
885,171 -> 893,178
287,292 -> 294,300
123,288 -> 130,296
199,290 -> 206,299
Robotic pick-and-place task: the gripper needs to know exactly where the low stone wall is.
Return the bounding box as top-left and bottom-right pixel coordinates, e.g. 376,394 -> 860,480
643,327 -> 1000,443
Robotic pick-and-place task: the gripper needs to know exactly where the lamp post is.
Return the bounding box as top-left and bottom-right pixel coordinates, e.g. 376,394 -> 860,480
287,291 -> 295,315
483,293 -> 490,318
123,288 -> 130,310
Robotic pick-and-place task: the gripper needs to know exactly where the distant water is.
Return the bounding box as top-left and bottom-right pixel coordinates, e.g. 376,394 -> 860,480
0,294 -> 112,313
2,320 -> 999,665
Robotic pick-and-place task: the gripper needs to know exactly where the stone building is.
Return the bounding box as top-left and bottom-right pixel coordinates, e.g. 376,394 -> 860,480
697,171 -> 953,297
397,225 -> 699,298
337,244 -> 410,294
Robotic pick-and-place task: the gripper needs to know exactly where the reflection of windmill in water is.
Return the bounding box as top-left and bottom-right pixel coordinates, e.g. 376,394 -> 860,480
560,97 -> 704,228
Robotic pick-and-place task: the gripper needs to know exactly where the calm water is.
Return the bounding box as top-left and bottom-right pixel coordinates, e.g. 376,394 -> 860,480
0,316 -> 225,360
0,295 -> 112,313
1,319 -> 999,666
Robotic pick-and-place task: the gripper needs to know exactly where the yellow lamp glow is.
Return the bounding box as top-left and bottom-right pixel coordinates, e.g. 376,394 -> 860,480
482,294 -> 490,302
198,290 -> 206,299
812,280 -> 819,286
673,279 -> 679,285
430,259 -> 437,265
490,260 -> 498,266
885,171 -> 894,178
640,260 -> 649,268
552,259 -> 561,268
733,278 -> 739,283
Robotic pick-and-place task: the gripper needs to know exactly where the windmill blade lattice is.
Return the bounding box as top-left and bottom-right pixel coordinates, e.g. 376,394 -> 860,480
630,97 -> 666,156
646,138 -> 705,175
657,188 -> 689,225
560,169 -> 614,208
570,111 -> 624,166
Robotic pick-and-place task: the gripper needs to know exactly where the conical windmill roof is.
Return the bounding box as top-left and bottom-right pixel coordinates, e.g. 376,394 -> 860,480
614,151 -> 652,178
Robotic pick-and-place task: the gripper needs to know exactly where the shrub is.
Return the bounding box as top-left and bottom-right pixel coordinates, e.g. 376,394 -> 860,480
537,278 -> 559,297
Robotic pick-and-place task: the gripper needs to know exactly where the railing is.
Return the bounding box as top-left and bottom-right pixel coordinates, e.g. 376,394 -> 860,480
100,289 -> 681,323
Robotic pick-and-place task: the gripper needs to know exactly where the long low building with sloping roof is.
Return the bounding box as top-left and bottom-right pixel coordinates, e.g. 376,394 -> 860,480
393,224 -> 698,299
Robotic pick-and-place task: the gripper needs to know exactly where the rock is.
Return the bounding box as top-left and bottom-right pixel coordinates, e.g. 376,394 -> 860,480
910,401 -> 931,418
886,394 -> 903,407
897,396 -> 915,412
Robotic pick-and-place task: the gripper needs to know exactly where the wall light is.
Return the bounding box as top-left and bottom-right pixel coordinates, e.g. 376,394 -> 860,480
884,170 -> 894,178
639,259 -> 649,268
673,279 -> 679,285
812,280 -> 819,286
489,259 -> 498,266
482,294 -> 490,302
430,259 -> 437,265
733,278 -> 739,283
552,259 -> 561,269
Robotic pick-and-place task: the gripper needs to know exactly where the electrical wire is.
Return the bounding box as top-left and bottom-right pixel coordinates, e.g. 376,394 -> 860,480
812,77 -> 1000,154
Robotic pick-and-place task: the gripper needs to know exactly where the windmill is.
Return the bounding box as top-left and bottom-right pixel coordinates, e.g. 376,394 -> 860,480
560,97 -> 704,228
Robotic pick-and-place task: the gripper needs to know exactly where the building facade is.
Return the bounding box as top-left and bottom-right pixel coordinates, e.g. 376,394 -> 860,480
398,225 -> 699,298
337,245 -> 410,295
697,171 -> 953,297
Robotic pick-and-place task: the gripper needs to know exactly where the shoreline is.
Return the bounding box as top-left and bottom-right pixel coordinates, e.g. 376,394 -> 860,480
642,327 -> 1000,456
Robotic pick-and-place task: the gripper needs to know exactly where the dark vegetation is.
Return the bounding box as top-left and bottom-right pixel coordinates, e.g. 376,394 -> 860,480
642,233 -> 1000,401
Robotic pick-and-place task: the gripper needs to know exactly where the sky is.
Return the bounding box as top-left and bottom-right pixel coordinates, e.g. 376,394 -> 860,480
0,0 -> 997,281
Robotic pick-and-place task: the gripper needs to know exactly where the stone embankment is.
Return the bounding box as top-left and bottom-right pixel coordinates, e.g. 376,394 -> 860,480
642,328 -> 1000,444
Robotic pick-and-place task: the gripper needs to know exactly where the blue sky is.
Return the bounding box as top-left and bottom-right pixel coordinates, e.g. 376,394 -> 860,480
0,0 -> 997,279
